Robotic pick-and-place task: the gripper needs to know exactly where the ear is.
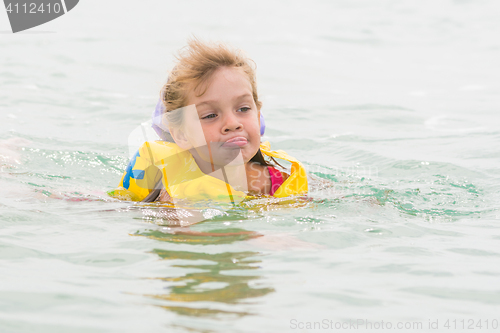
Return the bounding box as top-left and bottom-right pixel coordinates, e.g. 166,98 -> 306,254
169,126 -> 192,150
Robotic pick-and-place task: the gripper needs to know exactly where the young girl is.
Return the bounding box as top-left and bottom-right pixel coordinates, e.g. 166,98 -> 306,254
110,39 -> 308,205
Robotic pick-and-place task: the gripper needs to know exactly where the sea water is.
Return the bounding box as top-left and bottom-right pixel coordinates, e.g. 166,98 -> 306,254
1,0 -> 500,332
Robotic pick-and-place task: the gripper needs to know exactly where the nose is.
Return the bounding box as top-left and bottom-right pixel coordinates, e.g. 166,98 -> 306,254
222,112 -> 242,133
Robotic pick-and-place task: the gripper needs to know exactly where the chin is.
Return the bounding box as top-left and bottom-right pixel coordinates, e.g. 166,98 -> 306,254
211,149 -> 245,168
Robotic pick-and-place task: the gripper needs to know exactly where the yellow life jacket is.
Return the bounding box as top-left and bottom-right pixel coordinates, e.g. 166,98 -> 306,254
108,141 -> 308,203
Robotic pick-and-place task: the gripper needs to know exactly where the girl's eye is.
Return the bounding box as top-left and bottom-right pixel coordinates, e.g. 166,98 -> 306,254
238,107 -> 250,112
202,113 -> 217,119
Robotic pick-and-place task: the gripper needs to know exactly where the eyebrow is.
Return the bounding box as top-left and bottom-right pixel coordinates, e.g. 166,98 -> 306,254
196,93 -> 253,107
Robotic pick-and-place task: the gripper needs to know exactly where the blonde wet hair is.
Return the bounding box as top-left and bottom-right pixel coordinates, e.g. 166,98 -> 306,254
161,38 -> 262,115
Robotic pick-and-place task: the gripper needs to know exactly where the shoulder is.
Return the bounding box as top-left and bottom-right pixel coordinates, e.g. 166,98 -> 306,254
136,140 -> 186,162
268,166 -> 289,181
280,170 -> 289,182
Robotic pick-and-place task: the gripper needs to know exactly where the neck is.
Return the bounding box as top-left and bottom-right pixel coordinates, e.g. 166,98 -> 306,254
245,162 -> 271,195
190,149 -> 270,195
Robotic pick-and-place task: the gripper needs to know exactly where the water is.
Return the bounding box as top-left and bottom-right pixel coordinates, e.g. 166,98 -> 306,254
1,0 -> 500,332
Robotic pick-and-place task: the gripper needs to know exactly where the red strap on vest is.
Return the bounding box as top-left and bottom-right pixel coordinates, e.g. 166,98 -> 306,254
268,166 -> 284,196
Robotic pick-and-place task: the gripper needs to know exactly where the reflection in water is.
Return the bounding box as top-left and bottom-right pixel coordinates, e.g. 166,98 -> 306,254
136,229 -> 273,318
134,228 -> 261,245
149,249 -> 273,318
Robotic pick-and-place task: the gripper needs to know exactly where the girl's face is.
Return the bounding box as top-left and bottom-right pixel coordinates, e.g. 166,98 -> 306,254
181,66 -> 261,167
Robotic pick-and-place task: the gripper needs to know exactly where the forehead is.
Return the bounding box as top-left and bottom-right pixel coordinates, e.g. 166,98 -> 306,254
188,67 -> 252,103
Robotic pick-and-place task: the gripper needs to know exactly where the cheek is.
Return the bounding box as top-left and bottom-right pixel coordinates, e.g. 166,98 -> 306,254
249,121 -> 261,138
200,124 -> 217,142
184,126 -> 207,146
